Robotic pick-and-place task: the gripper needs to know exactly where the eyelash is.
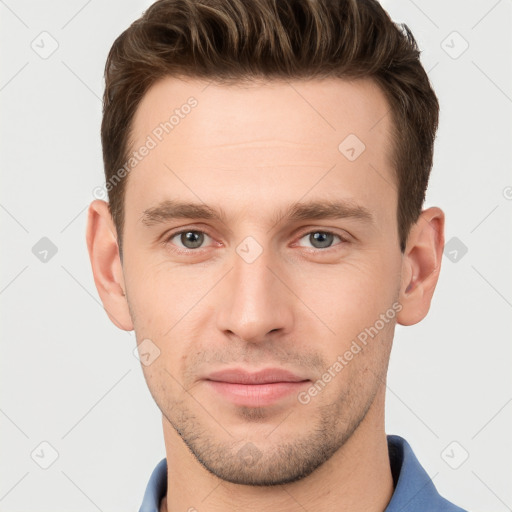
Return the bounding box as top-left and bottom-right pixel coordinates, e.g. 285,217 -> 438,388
162,228 -> 349,254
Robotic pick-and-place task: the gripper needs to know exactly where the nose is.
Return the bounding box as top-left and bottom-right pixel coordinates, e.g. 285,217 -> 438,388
215,241 -> 295,344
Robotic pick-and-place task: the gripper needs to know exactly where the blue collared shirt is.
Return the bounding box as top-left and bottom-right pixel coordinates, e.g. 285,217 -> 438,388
138,434 -> 468,511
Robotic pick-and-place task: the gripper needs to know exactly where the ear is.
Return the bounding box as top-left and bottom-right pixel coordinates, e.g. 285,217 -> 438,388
86,200 -> 133,331
396,207 -> 445,326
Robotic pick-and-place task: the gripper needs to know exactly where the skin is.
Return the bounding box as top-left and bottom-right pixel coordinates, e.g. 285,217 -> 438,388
86,76 -> 444,512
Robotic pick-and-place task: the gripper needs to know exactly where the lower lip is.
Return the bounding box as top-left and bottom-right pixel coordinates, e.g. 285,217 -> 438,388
205,380 -> 310,407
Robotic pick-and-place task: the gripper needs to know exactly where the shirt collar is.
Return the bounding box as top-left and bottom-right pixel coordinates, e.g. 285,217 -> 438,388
138,457 -> 167,512
384,435 -> 466,511
139,435 -> 466,512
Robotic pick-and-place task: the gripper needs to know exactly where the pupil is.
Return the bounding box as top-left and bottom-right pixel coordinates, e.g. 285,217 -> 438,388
311,232 -> 333,248
182,231 -> 203,248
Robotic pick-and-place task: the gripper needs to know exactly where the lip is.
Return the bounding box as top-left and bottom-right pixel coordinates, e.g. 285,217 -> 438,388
203,368 -> 310,407
205,368 -> 308,384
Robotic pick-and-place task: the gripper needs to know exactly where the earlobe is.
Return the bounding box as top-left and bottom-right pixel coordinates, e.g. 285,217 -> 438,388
397,207 -> 445,326
86,200 -> 134,331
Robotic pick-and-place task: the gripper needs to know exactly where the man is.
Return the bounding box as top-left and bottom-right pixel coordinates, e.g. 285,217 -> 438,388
86,0 -> 467,510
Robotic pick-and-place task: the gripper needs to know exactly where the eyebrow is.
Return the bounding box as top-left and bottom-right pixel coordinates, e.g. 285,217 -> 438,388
140,198 -> 374,228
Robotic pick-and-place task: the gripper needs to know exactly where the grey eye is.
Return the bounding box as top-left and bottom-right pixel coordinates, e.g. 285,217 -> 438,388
173,231 -> 209,249
298,231 -> 341,249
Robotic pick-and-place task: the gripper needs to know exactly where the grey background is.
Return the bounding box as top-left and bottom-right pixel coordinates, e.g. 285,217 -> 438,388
1,0 -> 511,511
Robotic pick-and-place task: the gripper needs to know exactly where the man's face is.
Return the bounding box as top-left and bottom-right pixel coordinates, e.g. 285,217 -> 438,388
122,76 -> 403,484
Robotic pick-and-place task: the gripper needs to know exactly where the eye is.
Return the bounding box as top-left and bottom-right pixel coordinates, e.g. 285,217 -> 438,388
163,228 -> 348,253
167,230 -> 212,250
296,230 -> 346,249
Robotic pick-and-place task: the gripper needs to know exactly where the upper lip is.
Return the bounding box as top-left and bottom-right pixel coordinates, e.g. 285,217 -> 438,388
204,368 -> 309,385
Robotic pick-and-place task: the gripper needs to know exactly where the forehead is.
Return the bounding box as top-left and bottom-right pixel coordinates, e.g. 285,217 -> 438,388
130,75 -> 393,155
125,75 -> 396,228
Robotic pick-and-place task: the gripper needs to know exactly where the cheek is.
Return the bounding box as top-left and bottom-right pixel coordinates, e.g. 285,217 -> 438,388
296,255 -> 398,338
124,255 -> 193,329
125,261 -> 208,374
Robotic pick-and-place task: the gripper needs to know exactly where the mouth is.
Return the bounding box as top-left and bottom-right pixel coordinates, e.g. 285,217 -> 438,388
203,368 -> 310,407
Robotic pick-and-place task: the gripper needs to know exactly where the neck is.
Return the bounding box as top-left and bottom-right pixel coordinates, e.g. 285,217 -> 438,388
161,389 -> 393,512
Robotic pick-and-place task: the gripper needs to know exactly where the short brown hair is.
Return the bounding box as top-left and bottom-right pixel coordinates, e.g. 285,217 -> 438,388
101,0 -> 439,257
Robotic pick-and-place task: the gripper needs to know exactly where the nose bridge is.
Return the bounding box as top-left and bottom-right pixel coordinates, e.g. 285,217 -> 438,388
215,235 -> 293,342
